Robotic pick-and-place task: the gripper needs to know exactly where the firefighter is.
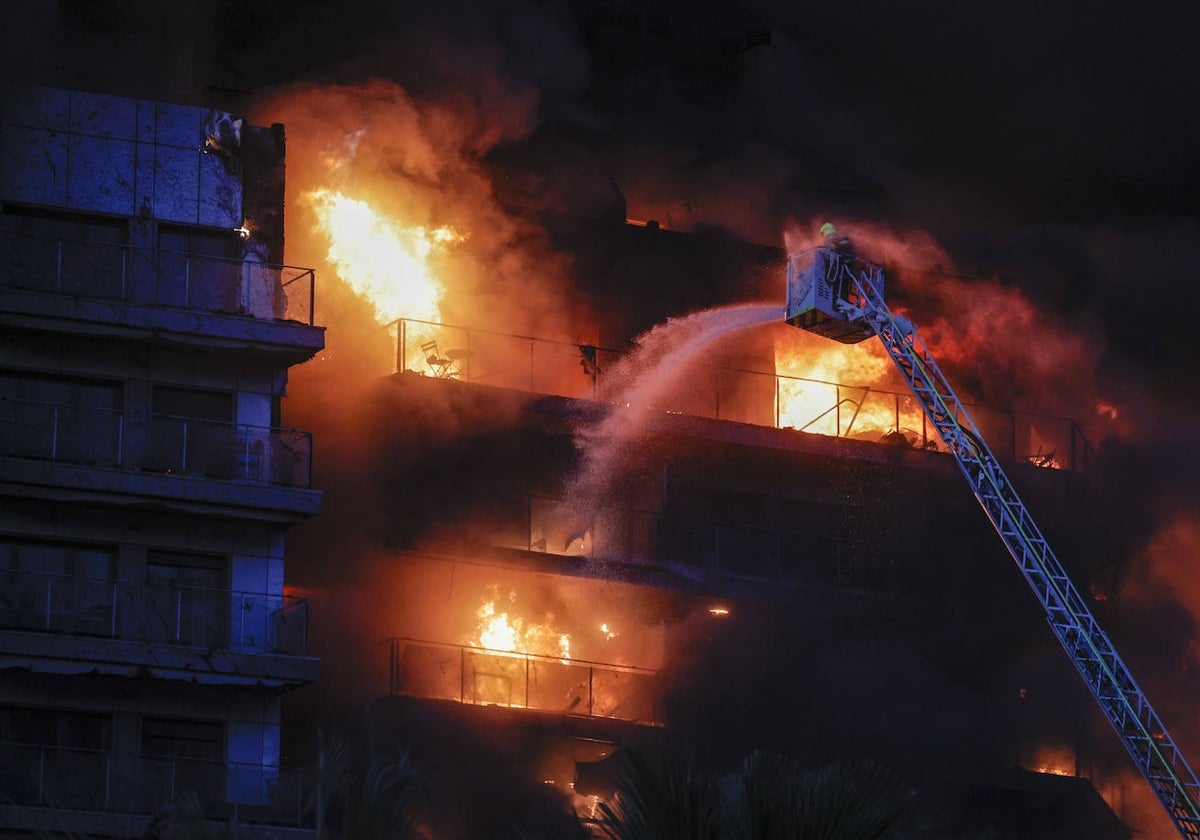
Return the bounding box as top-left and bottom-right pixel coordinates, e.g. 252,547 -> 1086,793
820,222 -> 855,301
820,221 -> 855,258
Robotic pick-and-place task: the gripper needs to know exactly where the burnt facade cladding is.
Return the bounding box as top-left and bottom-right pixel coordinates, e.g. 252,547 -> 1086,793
0,86 -> 323,837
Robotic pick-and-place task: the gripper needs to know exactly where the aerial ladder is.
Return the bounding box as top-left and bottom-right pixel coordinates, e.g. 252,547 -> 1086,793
785,246 -> 1200,838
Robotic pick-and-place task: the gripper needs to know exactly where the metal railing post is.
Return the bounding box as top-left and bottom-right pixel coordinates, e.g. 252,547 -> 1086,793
180,421 -> 188,473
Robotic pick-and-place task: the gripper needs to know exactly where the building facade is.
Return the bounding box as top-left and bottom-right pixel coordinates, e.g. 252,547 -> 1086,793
0,86 -> 323,837
293,303 -> 1127,837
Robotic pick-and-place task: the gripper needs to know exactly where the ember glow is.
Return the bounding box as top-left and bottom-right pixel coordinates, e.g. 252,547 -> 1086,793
307,188 -> 462,328
1029,743 -> 1076,777
775,337 -> 924,442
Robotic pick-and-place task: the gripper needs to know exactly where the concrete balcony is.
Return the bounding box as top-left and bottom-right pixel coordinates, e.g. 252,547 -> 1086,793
0,232 -> 324,362
0,744 -> 312,839
0,398 -> 320,521
0,569 -> 316,686
388,637 -> 662,726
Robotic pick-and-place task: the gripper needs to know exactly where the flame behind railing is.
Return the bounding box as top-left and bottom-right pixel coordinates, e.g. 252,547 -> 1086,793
389,318 -> 1097,474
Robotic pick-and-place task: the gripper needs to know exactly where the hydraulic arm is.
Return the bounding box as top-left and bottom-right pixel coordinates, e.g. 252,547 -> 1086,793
786,249 -> 1200,838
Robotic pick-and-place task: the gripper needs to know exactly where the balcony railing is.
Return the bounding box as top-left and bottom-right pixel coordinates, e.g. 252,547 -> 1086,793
482,495 -> 884,589
0,231 -> 316,325
0,398 -> 313,488
388,637 -> 662,725
0,569 -> 308,655
0,743 -> 309,827
390,317 -> 1097,475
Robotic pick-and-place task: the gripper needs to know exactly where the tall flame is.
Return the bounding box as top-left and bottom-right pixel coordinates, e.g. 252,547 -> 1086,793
307,188 -> 461,327
776,338 -> 924,441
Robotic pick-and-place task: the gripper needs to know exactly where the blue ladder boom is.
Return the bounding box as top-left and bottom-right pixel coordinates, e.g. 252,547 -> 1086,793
787,249 -> 1200,839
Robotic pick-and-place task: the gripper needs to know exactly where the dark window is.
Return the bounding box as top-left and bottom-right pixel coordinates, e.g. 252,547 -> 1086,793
157,225 -> 241,313
0,369 -> 123,409
0,205 -> 128,245
144,550 -> 229,647
151,385 -> 232,422
0,705 -> 111,750
141,717 -> 222,761
144,386 -> 236,478
0,538 -> 116,635
141,716 -> 225,805
158,226 -> 240,261
0,371 -> 123,464
0,205 -> 128,297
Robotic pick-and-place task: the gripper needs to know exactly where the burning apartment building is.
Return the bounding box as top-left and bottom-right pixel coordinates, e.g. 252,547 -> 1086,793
3,3 -> 1196,839
0,85 -> 323,836
256,76 -> 1151,836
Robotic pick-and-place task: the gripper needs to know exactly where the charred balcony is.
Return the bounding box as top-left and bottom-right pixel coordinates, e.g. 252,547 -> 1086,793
0,398 -> 318,520
479,495 -> 881,592
388,637 -> 662,726
0,744 -> 312,838
0,569 -> 314,687
0,230 -> 323,362
391,317 -> 1096,475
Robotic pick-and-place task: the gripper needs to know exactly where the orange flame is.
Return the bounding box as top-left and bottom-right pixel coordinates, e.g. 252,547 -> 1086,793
775,337 -> 925,442
472,588 -> 571,661
307,188 -> 463,328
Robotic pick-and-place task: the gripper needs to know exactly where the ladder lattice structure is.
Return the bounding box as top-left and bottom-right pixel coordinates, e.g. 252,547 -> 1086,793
837,259 -> 1200,839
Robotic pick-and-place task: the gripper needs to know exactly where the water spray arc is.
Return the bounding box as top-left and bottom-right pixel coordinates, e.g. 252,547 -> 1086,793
785,247 -> 1200,838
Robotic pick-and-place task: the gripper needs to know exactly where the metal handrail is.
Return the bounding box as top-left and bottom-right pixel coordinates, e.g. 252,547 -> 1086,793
0,742 -> 311,826
388,636 -> 662,724
0,568 -> 308,655
0,397 -> 313,488
387,317 -> 1096,474
0,230 -> 317,325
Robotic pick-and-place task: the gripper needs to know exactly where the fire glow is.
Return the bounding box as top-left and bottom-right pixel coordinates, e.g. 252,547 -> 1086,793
472,588 -> 571,661
775,337 -> 924,441
307,188 -> 462,328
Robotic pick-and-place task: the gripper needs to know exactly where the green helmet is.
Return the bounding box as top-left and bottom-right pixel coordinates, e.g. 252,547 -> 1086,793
820,222 -> 836,237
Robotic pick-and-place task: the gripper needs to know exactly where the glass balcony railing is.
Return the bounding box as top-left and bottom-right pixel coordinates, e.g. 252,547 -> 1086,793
483,495 -> 883,589
0,569 -> 308,656
388,637 -> 662,725
0,398 -> 313,488
390,317 -> 1097,474
0,231 -> 316,325
0,743 -> 309,827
